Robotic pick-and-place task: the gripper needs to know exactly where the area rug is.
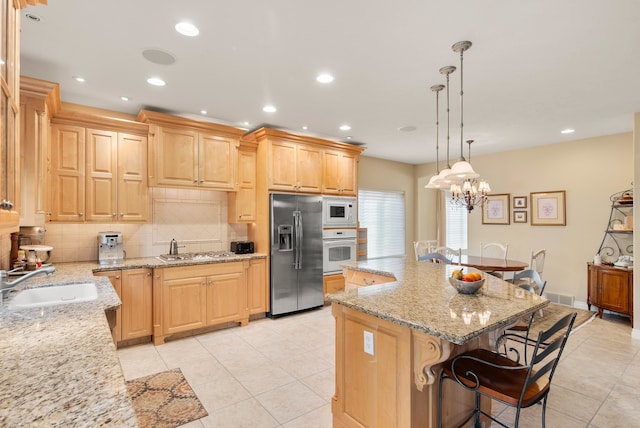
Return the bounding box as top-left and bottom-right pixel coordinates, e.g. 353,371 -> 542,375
126,368 -> 208,428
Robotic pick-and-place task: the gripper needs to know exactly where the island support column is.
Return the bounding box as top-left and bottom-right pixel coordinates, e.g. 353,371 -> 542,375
331,304 -> 491,427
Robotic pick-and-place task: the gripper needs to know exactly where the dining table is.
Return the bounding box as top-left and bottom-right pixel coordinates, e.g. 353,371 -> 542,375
453,255 -> 528,272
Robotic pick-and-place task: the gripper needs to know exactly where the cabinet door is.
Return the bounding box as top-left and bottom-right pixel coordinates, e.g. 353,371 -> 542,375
599,268 -> 630,314
163,275 -> 207,334
247,258 -> 267,314
324,273 -> 345,295
118,133 -> 148,222
228,147 -> 256,223
94,270 -> 122,343
206,271 -> 245,324
155,126 -> 198,187
50,124 -> 85,222
587,264 -> 599,307
199,132 -> 236,189
296,144 -> 322,193
269,139 -> 298,190
85,128 -> 117,222
323,149 -> 357,195
121,268 -> 153,340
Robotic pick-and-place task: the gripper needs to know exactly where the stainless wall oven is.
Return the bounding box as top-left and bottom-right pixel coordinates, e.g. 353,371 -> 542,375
322,229 -> 357,274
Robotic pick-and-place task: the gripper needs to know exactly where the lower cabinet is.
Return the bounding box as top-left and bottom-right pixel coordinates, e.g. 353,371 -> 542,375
343,268 -> 395,291
324,273 -> 345,298
587,262 -> 633,323
95,268 -> 153,345
247,258 -> 268,314
153,262 -> 251,344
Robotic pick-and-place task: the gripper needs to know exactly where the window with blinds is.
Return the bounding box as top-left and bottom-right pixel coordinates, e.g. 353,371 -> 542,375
358,189 -> 405,259
444,192 -> 468,251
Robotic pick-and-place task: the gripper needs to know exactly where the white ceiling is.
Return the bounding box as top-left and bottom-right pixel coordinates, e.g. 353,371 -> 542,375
19,0 -> 640,165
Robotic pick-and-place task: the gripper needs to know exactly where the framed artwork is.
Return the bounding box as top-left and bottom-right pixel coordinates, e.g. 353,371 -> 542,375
513,211 -> 527,223
531,190 -> 566,226
513,196 -> 527,209
482,193 -> 510,225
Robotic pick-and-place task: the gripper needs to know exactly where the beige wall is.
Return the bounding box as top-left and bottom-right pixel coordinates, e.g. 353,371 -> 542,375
358,156 -> 417,257
416,132 -> 633,307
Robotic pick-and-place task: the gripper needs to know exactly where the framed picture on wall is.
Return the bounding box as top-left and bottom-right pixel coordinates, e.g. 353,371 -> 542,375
482,193 -> 510,225
513,211 -> 527,223
513,196 -> 527,209
531,190 -> 566,226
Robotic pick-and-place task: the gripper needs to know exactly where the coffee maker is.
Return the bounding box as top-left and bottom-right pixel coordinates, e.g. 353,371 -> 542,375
98,231 -> 124,264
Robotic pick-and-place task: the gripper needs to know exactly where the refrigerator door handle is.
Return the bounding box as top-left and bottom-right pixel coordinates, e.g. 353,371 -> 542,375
293,210 -> 302,270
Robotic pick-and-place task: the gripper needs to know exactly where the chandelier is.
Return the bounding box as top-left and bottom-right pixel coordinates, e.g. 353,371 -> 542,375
425,40 -> 491,213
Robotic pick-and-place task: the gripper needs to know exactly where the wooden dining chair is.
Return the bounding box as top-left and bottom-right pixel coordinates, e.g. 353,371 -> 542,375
413,240 -> 438,261
418,252 -> 451,264
438,312 -> 577,428
480,242 -> 508,278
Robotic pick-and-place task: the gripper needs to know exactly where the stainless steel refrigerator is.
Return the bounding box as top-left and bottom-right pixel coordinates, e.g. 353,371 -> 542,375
270,193 -> 324,316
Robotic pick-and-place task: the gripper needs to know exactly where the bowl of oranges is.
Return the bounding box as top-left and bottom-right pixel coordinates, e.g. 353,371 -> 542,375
448,269 -> 485,295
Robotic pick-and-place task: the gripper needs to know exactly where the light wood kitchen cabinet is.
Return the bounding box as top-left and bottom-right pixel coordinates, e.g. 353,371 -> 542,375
49,112 -> 148,223
323,273 -> 345,297
0,0 -> 20,233
587,262 -> 633,323
343,268 -> 395,290
268,139 -> 322,193
247,258 -> 268,314
322,149 -> 357,195
228,140 -> 257,223
153,262 -> 249,344
19,76 -> 60,225
137,109 -> 244,190
94,268 -> 152,345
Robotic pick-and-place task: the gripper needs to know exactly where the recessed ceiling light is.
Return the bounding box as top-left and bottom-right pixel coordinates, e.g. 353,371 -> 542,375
339,124 -> 351,131
346,136 -> 353,140
242,121 -> 250,126
200,110 -> 207,115
316,73 -> 334,83
175,21 -> 199,37
142,49 -> 176,65
302,125 -> 308,130
120,96 -> 129,101
72,76 -> 86,83
561,129 -> 575,134
147,77 -> 166,86
263,105 -> 277,113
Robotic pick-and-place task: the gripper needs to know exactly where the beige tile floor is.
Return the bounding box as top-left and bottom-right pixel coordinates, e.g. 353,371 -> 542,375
117,306 -> 639,427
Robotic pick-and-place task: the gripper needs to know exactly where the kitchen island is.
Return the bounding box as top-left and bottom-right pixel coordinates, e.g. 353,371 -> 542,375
327,257 -> 548,428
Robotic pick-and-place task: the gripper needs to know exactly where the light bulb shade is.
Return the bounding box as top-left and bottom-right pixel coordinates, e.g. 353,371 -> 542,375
478,180 -> 491,193
446,161 -> 479,180
435,168 -> 461,186
425,174 -> 444,189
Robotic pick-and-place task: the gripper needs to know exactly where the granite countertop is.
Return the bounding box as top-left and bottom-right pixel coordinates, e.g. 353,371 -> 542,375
0,253 -> 266,426
329,257 -> 549,345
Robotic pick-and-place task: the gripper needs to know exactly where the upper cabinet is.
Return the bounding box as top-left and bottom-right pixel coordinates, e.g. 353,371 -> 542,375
0,1 -> 20,233
49,110 -> 148,223
137,110 -> 244,190
245,127 -> 363,196
228,139 -> 257,223
323,149 -> 358,195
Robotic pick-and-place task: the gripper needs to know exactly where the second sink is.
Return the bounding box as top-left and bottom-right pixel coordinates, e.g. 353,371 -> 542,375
9,282 -> 98,309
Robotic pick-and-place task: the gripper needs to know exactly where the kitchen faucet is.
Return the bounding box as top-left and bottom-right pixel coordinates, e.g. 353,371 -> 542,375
0,266 -> 56,302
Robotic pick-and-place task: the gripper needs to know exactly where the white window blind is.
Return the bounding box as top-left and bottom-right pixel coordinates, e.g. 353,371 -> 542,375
444,192 -> 468,251
358,189 -> 405,259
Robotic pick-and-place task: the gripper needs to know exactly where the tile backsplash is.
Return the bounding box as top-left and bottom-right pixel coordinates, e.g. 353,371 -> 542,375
28,188 -> 248,264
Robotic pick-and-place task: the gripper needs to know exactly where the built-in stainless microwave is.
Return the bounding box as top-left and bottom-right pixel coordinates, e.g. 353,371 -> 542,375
322,196 -> 357,228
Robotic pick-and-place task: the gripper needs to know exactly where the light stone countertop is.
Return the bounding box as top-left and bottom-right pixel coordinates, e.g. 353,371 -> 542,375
329,257 -> 549,345
0,253 -> 266,427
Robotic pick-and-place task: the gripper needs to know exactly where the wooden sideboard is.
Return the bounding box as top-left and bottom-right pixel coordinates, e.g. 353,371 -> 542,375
587,262 -> 633,324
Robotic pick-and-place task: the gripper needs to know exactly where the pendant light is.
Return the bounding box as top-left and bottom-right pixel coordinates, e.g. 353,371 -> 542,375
450,140 -> 491,212
425,84 -> 445,189
446,41 -> 479,181
433,65 -> 456,187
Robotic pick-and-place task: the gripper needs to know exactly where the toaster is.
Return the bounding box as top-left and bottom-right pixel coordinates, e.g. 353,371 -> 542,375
230,241 -> 254,254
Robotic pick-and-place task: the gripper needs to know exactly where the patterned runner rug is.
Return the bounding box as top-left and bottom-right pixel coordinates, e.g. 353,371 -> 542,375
126,368 -> 208,428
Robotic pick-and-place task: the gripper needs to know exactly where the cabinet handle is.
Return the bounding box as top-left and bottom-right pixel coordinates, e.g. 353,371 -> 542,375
115,275 -> 120,279
194,179 -> 198,183
199,180 -> 204,183
78,212 -> 84,217
147,272 -> 151,276
112,213 -> 116,217
0,200 -> 14,210
120,213 -> 124,217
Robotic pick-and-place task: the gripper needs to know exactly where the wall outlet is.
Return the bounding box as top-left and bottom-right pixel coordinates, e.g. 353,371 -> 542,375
364,330 -> 374,356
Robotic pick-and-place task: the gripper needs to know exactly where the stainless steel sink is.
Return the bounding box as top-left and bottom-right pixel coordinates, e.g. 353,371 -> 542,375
159,251 -> 236,261
9,282 -> 98,309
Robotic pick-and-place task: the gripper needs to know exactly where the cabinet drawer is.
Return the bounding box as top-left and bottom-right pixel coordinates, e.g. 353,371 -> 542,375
344,269 -> 395,290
